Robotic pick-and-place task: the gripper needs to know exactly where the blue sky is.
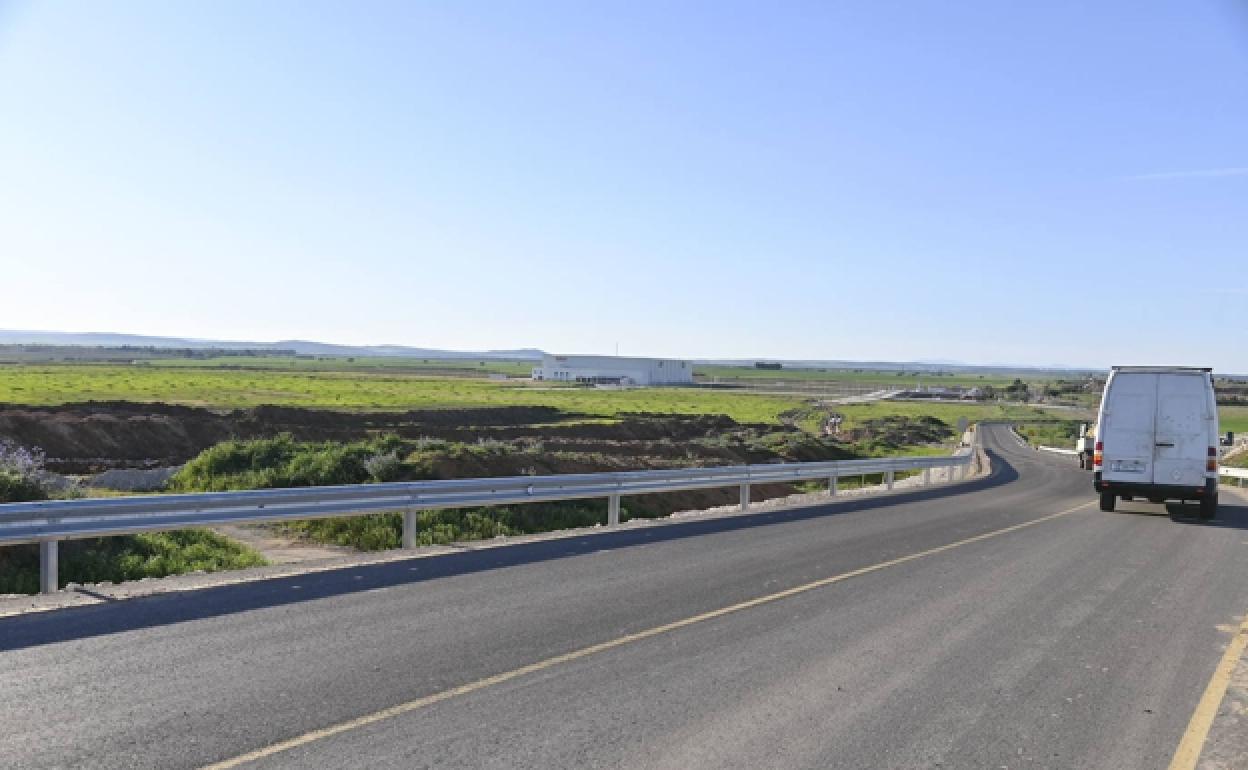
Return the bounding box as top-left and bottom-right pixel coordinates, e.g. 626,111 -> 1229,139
1,1 -> 1246,369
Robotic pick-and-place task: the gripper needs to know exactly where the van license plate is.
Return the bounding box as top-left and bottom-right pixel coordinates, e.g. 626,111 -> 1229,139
1110,459 -> 1146,473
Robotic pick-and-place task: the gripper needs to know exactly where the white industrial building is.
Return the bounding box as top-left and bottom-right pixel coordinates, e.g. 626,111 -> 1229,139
532,354 -> 694,386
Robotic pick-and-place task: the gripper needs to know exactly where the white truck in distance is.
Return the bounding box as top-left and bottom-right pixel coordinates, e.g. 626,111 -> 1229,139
1093,366 -> 1219,518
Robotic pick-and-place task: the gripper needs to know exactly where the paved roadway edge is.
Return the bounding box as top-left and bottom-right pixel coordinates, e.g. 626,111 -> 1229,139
199,496 -> 1091,769
1171,483 -> 1248,770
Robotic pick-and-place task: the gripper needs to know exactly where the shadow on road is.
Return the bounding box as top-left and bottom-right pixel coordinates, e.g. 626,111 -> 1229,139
1103,495 -> 1248,530
1166,495 -> 1248,530
0,451 -> 1021,653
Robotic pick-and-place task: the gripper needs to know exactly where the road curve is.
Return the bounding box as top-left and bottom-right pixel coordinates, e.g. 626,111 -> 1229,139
2,424 -> 1246,769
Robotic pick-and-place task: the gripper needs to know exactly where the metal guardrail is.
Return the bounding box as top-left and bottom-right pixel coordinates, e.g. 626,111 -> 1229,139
1037,445 -> 1080,457
1221,467 -> 1248,487
0,451 -> 976,594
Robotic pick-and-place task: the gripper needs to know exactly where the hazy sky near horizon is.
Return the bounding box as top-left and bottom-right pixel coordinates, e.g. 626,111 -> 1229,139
2,1 -> 1246,370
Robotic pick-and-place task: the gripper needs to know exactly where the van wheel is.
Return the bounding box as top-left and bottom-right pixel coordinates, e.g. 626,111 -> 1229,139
1099,492 -> 1116,512
1199,495 -> 1217,520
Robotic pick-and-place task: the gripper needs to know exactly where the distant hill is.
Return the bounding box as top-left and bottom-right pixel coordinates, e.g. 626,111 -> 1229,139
0,330 -> 546,361
0,329 -> 1112,373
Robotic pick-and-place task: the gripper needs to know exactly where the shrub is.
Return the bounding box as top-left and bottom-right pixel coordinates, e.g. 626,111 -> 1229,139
169,434 -> 407,491
0,530 -> 266,595
0,439 -> 50,503
0,471 -> 47,503
363,451 -> 402,482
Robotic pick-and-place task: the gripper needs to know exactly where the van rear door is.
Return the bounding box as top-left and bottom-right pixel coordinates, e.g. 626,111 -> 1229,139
1153,373 -> 1208,487
1102,372 -> 1157,482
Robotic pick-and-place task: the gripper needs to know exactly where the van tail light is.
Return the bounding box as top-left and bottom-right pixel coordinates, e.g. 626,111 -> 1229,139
1094,441 -> 1103,468
1208,447 -> 1218,472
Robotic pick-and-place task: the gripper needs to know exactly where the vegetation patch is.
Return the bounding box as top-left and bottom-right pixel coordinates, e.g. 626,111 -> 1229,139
168,434 -> 407,492
0,530 -> 267,595
0,438 -> 267,594
1016,420 -> 1084,448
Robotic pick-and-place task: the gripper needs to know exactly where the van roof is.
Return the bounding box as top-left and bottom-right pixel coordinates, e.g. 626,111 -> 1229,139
1111,366 -> 1212,373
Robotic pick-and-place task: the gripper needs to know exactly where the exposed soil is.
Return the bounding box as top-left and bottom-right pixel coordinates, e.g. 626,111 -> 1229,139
0,401 -> 963,530
0,401 -> 781,473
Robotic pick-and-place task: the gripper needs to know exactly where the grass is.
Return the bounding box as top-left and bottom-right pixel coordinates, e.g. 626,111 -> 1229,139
143,356 -> 536,377
0,530 -> 267,594
694,365 -> 1082,388
1016,421 -> 1083,448
0,363 -> 1074,435
0,364 -> 808,424
1218,405 -> 1248,436
832,401 -> 1051,430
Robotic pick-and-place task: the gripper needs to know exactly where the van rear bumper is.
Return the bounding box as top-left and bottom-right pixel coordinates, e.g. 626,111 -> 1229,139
1093,473 -> 1214,500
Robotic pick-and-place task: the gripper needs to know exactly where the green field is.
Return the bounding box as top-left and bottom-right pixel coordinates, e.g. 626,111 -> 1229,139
1219,405 -> 1248,435
5,362 -> 1239,436
0,362 -> 1067,430
694,365 -> 1048,388
831,400 -> 1050,430
0,364 -> 806,423
142,356 -> 536,377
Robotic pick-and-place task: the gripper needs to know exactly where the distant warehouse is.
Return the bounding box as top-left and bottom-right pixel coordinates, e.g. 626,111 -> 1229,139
532,354 -> 694,386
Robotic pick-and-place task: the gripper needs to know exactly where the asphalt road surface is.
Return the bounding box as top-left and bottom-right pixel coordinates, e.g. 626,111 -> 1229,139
3,424 -> 1246,769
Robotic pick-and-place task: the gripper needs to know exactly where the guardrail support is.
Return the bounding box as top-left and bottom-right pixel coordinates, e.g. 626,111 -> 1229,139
0,453 -> 978,561
39,539 -> 58,594
922,468 -> 931,486
402,510 -> 417,549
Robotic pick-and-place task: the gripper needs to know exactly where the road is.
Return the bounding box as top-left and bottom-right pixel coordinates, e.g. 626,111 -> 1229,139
2,424 -> 1246,768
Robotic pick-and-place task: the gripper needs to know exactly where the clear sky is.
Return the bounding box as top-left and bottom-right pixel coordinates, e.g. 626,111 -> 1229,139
2,1 -> 1246,370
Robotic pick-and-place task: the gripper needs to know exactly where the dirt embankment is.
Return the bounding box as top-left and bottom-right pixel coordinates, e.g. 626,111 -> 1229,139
0,402 -> 762,473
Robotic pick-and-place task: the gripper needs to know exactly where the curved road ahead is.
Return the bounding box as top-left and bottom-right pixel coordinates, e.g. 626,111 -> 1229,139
3,424 -> 1247,768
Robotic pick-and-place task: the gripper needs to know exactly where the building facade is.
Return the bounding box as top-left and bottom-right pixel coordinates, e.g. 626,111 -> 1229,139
531,354 -> 694,386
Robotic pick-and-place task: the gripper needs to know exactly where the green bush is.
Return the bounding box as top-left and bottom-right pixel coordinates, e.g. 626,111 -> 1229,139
0,441 -> 266,594
169,434 -> 407,491
0,529 -> 266,595
0,470 -> 48,503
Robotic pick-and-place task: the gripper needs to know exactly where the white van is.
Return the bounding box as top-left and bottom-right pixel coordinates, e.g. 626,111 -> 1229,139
1093,366 -> 1219,518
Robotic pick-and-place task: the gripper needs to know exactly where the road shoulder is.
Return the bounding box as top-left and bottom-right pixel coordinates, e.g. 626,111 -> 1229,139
1190,485 -> 1248,770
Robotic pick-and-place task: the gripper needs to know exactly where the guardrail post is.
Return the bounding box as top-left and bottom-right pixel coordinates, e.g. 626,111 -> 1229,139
608,494 -> 621,526
922,468 -> 931,486
951,463 -> 961,482
402,509 -> 417,549
39,540 -> 58,594
828,476 -> 837,496
885,470 -> 895,490
739,483 -> 750,512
